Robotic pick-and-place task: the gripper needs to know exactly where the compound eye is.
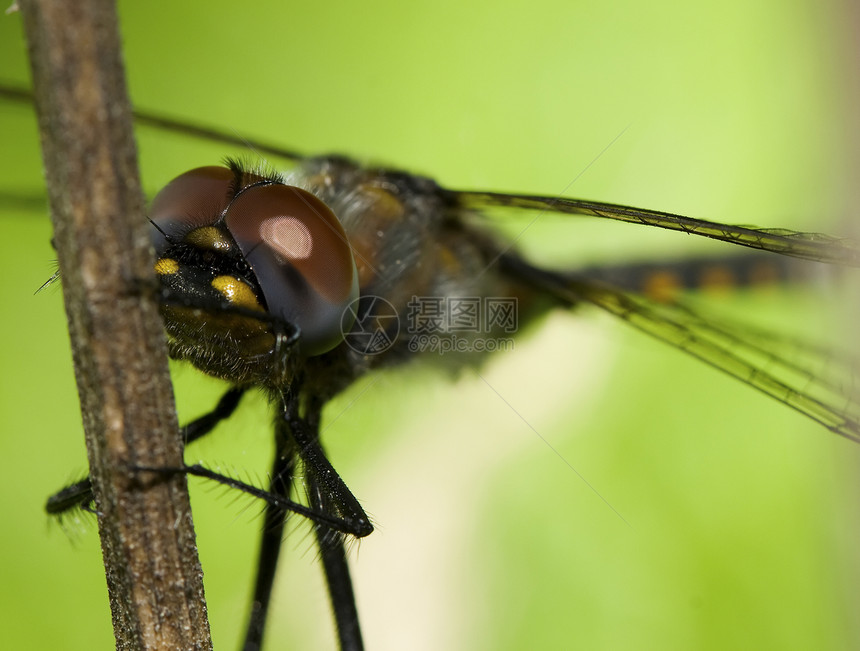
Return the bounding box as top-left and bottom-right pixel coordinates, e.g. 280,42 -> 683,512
149,166 -> 234,253
225,183 -> 358,356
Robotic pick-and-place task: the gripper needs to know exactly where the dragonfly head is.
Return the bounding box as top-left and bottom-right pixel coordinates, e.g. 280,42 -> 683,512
150,164 -> 359,384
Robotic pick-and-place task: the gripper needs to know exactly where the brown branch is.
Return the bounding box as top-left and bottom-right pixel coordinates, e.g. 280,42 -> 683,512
18,1 -> 212,649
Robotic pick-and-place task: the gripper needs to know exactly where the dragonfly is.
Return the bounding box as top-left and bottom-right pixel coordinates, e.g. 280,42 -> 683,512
3,78 -> 859,650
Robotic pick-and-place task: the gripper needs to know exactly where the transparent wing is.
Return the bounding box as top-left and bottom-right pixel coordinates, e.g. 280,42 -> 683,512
455,190 -> 860,267
659,294 -> 860,403
502,255 -> 860,443
0,84 -> 307,163
6,82 -> 858,268
132,111 -> 307,163
580,284 -> 860,441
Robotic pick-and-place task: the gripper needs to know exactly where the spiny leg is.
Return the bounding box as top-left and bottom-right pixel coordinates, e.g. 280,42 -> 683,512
45,387 -> 247,516
291,408 -> 371,651
307,455 -> 364,651
242,396 -> 372,651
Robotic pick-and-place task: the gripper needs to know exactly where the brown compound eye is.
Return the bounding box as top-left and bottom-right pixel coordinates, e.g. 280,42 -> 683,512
225,183 -> 358,356
149,166 -> 235,253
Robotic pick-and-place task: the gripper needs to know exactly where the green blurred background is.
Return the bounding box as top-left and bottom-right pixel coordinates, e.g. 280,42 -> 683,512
1,1 -> 859,649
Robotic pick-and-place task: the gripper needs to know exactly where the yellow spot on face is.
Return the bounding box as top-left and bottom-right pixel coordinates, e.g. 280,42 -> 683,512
186,226 -> 233,251
211,275 -> 264,311
155,258 -> 179,276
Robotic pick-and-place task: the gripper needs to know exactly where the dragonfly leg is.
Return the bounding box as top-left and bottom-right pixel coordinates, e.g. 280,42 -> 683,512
45,386 -> 247,516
